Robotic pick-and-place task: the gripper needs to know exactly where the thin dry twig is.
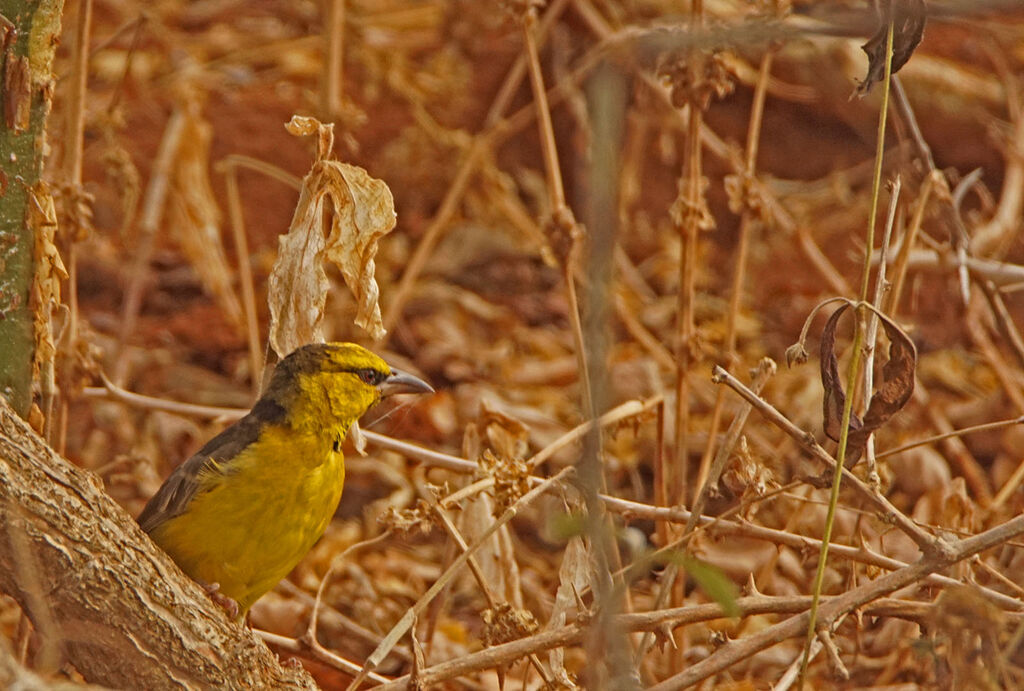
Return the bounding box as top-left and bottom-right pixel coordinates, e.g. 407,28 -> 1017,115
383,0 -> 571,333
711,364 -> 938,553
861,176 -> 902,484
219,159 -> 263,397
649,511 -> 1024,690
697,43 -> 777,497
347,467 -> 575,690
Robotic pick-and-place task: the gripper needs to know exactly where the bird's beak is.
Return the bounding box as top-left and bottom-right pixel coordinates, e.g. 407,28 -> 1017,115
379,367 -> 434,397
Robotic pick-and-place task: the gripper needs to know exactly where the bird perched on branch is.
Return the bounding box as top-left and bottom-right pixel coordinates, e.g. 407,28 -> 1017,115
137,342 -> 433,617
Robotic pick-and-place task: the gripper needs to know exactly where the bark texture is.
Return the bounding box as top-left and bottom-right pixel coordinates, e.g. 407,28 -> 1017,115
0,0 -> 64,416
0,395 -> 318,689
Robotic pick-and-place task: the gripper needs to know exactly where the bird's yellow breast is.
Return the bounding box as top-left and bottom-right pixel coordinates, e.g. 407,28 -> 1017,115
149,424 -> 345,614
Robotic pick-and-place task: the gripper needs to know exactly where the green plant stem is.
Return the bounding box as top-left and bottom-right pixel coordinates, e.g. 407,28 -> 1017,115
798,16 -> 895,688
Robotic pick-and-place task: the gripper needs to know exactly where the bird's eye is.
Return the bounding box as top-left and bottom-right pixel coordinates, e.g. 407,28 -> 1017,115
356,369 -> 381,385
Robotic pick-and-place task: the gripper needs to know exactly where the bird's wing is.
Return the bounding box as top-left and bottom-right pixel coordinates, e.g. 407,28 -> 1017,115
137,399 -> 285,533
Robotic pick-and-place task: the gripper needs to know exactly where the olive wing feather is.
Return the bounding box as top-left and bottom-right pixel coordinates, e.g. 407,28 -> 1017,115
137,399 -> 285,533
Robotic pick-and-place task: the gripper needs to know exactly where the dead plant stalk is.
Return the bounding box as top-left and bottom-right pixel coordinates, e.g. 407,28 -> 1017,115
696,46 -> 776,497
521,8 -> 593,418
382,0 -> 571,333
648,510 -> 1024,690
798,16 -> 894,688
346,467 -> 574,691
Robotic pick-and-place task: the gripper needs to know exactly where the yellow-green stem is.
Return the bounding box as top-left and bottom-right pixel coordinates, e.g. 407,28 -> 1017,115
798,16 -> 895,688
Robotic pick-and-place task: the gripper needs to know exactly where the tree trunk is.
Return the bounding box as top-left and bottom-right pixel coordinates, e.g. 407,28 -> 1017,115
0,395 -> 319,689
0,0 -> 64,417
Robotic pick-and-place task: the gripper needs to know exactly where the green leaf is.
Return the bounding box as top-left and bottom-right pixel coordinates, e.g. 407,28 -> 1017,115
549,512 -> 586,541
665,553 -> 740,618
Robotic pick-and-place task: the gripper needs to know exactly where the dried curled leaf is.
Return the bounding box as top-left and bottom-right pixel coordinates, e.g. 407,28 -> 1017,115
820,304 -> 917,467
479,399 -> 530,461
723,172 -> 772,225
670,175 -> 715,232
477,450 -> 531,515
348,419 -> 367,456
721,436 -> 777,502
657,49 -> 736,110
54,182 -> 95,243
98,109 -> 142,237
785,342 -> 809,368
378,499 -> 439,537
481,601 -> 538,647
846,316 -> 917,463
857,0 -> 926,96
820,303 -> 862,445
268,115 -> 396,356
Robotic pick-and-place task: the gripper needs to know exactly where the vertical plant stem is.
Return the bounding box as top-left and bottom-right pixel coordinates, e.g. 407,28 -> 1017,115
221,162 -> 263,397
322,0 -> 345,119
634,1 -> 709,676
672,1 -> 705,676
580,60 -> 635,689
113,108 -> 185,386
49,0 -> 93,449
696,47 -> 775,494
798,16 -> 895,689
673,109 -> 699,508
653,399 -> 669,547
861,177 -> 901,481
885,170 -> 936,316
521,9 -> 592,417
673,0 -> 705,510
563,259 -> 593,418
62,0 -> 91,345
382,0 -> 570,333
522,12 -> 565,215
524,7 -> 641,672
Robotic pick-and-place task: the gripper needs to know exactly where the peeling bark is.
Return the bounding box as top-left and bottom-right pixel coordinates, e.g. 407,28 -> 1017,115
0,0 -> 64,417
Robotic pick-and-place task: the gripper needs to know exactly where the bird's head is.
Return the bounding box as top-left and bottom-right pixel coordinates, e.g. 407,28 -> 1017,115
267,342 -> 433,431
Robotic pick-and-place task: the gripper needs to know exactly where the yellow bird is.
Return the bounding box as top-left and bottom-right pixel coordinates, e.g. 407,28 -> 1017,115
137,342 -> 433,616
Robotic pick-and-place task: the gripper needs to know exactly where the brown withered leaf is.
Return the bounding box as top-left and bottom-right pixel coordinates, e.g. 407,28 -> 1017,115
857,0 -> 926,96
479,399 -> 530,461
721,436 -> 777,502
481,602 -> 538,647
846,314 -> 917,464
820,304 -> 916,467
820,303 -> 863,446
267,115 -> 396,356
477,449 -> 531,515
458,485 -> 525,604
379,499 -> 439,537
